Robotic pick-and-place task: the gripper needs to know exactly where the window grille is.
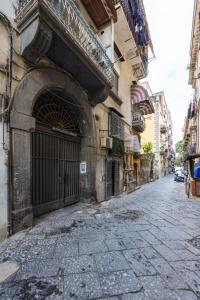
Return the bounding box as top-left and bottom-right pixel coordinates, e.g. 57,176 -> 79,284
108,111 -> 124,140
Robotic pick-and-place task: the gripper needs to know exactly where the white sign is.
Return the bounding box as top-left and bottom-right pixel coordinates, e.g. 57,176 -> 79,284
132,135 -> 140,152
80,162 -> 87,174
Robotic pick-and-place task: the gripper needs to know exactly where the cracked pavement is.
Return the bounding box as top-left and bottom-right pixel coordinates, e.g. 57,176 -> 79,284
1,175 -> 200,299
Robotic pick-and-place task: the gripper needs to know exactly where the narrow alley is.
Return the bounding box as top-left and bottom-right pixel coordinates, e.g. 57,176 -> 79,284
0,176 -> 200,299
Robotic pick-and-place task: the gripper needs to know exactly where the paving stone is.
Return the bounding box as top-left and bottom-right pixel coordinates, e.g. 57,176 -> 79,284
121,292 -> 150,300
99,297 -> 118,300
125,225 -> 151,232
185,242 -> 200,255
173,248 -> 199,261
100,270 -> 142,297
180,270 -> 200,297
141,246 -> 161,259
154,244 -> 180,261
163,240 -> 185,250
149,219 -> 174,228
93,251 -> 130,273
64,272 -> 102,299
105,239 -> 126,251
139,275 -> 176,300
138,231 -> 162,245
170,260 -> 200,274
0,276 -> 63,299
79,239 -> 108,255
122,237 -> 149,249
175,290 -> 198,300
63,255 -> 95,275
0,248 -> 29,263
150,258 -> 188,289
16,259 -> 61,279
26,244 -> 56,260
18,238 -> 41,250
54,241 -> 78,258
123,250 -> 157,276
35,237 -> 58,246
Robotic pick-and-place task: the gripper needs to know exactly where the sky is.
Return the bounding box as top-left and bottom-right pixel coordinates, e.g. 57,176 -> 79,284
143,0 -> 194,143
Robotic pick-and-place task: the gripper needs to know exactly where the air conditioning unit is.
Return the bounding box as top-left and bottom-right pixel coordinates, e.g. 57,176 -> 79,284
100,137 -> 113,149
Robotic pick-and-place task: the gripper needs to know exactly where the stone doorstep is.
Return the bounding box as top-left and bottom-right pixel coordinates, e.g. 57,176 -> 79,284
0,261 -> 20,283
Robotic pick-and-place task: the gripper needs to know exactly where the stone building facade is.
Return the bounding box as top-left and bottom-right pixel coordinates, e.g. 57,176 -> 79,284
141,90 -> 174,179
184,0 -> 200,156
0,0 -> 154,240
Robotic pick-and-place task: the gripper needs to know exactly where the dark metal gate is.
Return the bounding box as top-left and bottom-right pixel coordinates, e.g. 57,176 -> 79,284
32,131 -> 80,216
106,160 -> 120,200
106,160 -> 113,200
113,161 -> 120,196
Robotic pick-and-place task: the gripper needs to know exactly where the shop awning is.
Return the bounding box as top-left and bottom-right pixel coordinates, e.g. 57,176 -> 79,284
131,84 -> 154,115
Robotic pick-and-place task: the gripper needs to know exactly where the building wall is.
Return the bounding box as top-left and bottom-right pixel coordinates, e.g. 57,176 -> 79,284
0,0 -> 153,237
93,19 -> 140,201
141,91 -> 173,178
0,4 -> 30,240
141,115 -> 155,149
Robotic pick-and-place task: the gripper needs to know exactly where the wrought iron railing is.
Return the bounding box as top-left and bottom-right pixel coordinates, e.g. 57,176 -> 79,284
132,113 -> 145,132
160,146 -> 167,156
160,124 -> 167,134
16,0 -> 115,85
112,0 -> 148,75
108,111 -> 124,140
112,0 -> 121,5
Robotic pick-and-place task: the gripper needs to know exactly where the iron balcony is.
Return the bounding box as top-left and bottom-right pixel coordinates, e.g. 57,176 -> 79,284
112,0 -> 149,79
16,0 -> 115,104
132,113 -> 146,133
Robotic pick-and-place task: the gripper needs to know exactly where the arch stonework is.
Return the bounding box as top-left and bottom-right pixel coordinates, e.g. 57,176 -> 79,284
10,67 -> 97,233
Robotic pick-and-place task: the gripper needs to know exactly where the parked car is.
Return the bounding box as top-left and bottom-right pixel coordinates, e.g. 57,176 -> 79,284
174,170 -> 185,182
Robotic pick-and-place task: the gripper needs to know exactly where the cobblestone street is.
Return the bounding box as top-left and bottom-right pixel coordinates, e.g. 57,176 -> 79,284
1,175 -> 200,299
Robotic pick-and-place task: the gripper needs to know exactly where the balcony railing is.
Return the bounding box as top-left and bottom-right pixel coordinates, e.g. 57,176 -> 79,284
108,110 -> 124,140
160,125 -> 167,134
112,0 -> 148,75
132,113 -> 146,133
16,0 -> 115,85
112,0 -> 121,5
160,146 -> 167,156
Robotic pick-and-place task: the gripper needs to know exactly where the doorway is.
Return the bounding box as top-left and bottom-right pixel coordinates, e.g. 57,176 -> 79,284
106,160 -> 120,200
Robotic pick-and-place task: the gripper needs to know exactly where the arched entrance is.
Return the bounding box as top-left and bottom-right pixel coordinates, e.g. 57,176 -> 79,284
10,68 -> 97,233
32,92 -> 81,216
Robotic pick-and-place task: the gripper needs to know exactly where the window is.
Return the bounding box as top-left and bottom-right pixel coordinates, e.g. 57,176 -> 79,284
108,110 -> 124,140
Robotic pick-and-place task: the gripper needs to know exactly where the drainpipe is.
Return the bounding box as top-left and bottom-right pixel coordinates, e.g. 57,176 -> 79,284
0,11 -> 13,237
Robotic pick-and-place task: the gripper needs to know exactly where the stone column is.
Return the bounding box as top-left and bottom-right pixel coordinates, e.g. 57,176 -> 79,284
10,112 -> 35,233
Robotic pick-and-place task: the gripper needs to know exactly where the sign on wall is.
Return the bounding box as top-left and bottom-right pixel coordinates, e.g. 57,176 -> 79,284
132,135 -> 140,152
80,161 -> 87,174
